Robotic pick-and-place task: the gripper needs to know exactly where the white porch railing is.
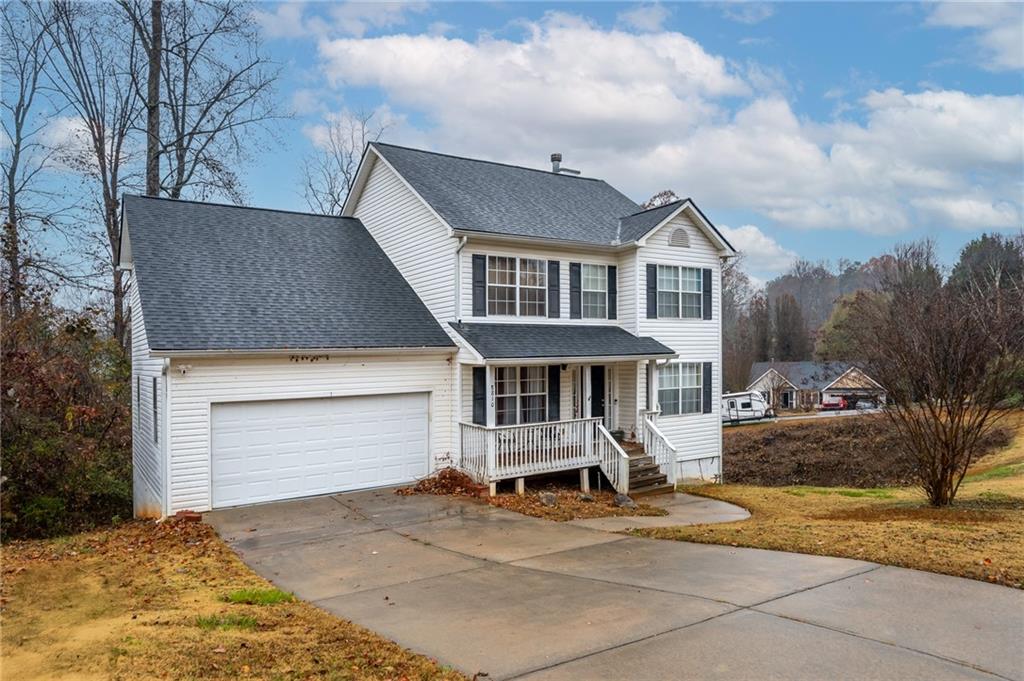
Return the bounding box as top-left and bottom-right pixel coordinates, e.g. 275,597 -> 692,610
458,417 -> 631,494
595,424 -> 630,495
642,416 -> 677,485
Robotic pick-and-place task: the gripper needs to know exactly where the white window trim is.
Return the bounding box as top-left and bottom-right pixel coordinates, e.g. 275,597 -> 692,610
486,255 -> 548,318
656,264 -> 703,319
495,366 -> 548,425
657,361 -> 703,417
580,263 -> 608,320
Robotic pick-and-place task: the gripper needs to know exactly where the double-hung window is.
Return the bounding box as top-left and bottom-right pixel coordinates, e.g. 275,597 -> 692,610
581,264 -> 607,319
494,366 -> 547,425
658,363 -> 702,415
487,256 -> 546,317
656,265 -> 702,318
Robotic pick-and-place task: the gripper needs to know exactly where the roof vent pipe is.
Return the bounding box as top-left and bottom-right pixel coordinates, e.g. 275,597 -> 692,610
550,152 -> 580,175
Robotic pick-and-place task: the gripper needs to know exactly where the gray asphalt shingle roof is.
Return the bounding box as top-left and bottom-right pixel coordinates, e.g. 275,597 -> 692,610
370,143 -> 735,250
372,143 -> 642,245
449,322 -> 675,360
124,195 -> 455,352
747,361 -> 852,391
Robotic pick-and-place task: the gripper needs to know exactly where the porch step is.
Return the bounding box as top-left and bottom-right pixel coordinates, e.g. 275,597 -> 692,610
629,470 -> 668,488
630,482 -> 676,498
628,455 -> 655,468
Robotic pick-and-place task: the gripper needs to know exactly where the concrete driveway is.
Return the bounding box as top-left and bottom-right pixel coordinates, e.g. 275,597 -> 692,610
207,489 -> 1024,681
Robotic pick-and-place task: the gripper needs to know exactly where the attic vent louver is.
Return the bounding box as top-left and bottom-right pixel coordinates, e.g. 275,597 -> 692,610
669,227 -> 690,248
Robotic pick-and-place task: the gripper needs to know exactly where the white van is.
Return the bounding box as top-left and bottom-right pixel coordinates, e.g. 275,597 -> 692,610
722,391 -> 771,423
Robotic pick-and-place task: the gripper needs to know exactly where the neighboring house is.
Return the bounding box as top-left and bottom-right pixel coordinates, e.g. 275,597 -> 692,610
746,361 -> 887,411
120,143 -> 736,517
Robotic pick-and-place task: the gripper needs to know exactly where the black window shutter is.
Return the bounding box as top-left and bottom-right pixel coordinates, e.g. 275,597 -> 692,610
702,268 -> 713,320
702,362 -> 713,414
472,254 -> 487,317
472,366 -> 486,425
547,261 -> 560,318
607,265 -> 617,319
569,262 -> 582,319
646,263 -> 658,318
547,365 -> 560,421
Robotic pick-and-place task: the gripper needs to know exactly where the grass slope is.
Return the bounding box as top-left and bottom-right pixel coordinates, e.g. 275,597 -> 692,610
0,519 -> 466,680
638,412 -> 1024,588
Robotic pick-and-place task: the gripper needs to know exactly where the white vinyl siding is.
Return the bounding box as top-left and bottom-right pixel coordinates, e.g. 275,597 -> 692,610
352,156 -> 457,328
166,353 -> 454,514
127,270 -> 165,518
637,213 -> 724,479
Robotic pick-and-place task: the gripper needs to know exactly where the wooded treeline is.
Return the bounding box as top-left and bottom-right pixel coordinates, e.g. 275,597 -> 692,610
722,233 -> 1024,393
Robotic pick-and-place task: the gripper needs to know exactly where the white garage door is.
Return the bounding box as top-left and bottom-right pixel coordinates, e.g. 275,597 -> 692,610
211,392 -> 429,508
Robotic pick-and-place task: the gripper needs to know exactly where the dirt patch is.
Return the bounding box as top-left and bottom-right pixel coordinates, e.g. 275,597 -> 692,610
723,414 -> 1013,487
1,519 -> 467,680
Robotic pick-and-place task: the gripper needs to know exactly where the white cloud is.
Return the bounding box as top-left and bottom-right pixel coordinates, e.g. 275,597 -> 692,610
926,2 -> 1024,71
720,2 -> 775,25
254,1 -> 428,40
719,224 -> 797,276
617,4 -> 671,32
311,12 -> 1022,236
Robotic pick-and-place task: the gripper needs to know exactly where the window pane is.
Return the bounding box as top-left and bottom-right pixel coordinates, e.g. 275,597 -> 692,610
659,388 -> 680,415
680,387 -> 701,414
520,366 -> 546,395
519,286 -> 546,316
581,264 -> 606,291
659,363 -> 680,389
658,291 -> 680,318
679,363 -> 701,388
680,267 -> 702,293
681,292 -> 702,319
657,265 -> 678,291
488,256 -> 515,285
519,258 -> 545,288
495,367 -> 516,395
496,396 -> 517,425
582,291 -> 607,319
488,285 -> 515,315
521,394 -> 546,423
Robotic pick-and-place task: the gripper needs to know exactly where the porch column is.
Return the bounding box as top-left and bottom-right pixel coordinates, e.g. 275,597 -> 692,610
485,365 -> 497,496
646,360 -> 659,414
582,364 -> 592,418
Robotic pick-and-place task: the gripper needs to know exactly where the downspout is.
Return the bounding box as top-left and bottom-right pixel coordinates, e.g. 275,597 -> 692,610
162,358 -> 171,517
452,236 -> 468,464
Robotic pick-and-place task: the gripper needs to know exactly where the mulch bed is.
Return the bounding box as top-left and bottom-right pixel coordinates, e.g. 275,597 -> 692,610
723,415 -> 1012,488
396,468 -> 668,521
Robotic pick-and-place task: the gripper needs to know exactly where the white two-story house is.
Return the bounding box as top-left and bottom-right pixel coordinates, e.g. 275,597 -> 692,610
119,143 -> 735,517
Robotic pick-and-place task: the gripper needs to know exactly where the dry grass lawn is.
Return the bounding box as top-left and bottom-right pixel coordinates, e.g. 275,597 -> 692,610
638,412 -> 1024,589
0,519 -> 466,681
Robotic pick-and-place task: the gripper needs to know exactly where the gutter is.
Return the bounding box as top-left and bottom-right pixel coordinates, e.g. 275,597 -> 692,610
468,352 -> 677,366
150,345 -> 458,359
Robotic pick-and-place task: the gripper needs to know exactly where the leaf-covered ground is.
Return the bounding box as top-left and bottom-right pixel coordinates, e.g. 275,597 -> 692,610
0,519 -> 467,680
637,412 -> 1024,588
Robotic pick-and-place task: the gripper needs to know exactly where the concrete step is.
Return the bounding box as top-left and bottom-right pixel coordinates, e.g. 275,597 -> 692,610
629,482 -> 676,498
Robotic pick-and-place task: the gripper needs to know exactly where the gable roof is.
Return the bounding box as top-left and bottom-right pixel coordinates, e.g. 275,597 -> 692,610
747,361 -> 863,392
449,322 -> 674,360
353,143 -> 735,251
121,195 -> 455,353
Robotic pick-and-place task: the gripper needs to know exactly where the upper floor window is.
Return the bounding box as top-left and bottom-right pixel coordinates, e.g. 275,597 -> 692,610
657,265 -> 702,319
487,256 -> 546,316
581,264 -> 607,319
495,366 -> 547,425
659,362 -> 701,415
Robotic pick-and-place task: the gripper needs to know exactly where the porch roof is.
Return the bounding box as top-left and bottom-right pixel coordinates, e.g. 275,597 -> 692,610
449,322 -> 674,361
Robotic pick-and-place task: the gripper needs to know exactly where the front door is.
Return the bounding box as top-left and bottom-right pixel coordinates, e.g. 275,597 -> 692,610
591,365 -> 605,420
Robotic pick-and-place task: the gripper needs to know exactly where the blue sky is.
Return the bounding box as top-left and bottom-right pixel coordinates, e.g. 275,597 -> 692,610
239,3 -> 1021,282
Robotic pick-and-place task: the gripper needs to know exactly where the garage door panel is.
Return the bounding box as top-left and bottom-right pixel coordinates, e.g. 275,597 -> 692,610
211,393 -> 429,508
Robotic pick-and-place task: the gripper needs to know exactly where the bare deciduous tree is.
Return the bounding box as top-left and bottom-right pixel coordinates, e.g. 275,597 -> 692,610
158,0 -> 281,202
847,240 -> 1024,507
44,0 -> 144,347
640,189 -> 680,210
119,0 -> 163,196
301,109 -> 388,216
